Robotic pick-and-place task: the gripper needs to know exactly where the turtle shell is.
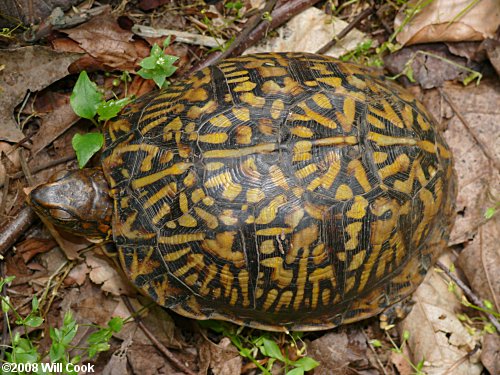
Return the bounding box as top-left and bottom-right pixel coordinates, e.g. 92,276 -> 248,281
102,52 -> 456,331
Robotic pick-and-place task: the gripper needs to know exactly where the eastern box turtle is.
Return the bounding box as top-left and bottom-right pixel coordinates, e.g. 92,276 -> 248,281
28,53 -> 456,331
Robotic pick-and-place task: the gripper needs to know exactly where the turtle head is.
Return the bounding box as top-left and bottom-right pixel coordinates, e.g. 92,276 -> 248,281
27,168 -> 113,240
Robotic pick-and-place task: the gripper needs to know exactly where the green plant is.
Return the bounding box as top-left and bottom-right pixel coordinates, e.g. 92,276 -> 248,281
200,321 -> 319,375
0,276 -> 125,375
137,37 -> 179,89
69,38 -> 178,168
484,201 -> 500,219
69,70 -> 132,168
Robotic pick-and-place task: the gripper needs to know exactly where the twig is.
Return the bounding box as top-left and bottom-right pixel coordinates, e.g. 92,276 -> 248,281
316,6 -> 375,54
0,206 -> 38,256
189,0 -> 323,73
122,296 -> 197,375
436,261 -> 500,333
217,0 -> 279,61
439,88 -> 500,172
362,330 -> 389,375
132,26 -> 226,48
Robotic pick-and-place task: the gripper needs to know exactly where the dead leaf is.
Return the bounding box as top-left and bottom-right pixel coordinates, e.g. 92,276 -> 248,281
395,0 -> 500,46
199,337 -> 242,375
0,46 -> 81,142
458,215 -> 500,312
390,349 -> 415,375
245,7 -> 370,57
308,329 -> 370,375
0,0 -> 82,27
65,261 -> 89,286
481,333 -> 500,374
398,254 -> 483,375
102,332 -> 134,375
384,44 -> 481,89
31,94 -> 80,155
127,344 -> 185,375
16,237 -> 57,262
86,253 -> 134,296
61,12 -> 150,71
420,80 -> 500,245
60,280 -> 120,326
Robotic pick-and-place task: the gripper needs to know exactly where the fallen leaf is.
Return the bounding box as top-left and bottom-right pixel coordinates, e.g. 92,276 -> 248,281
398,254 -> 483,375
86,253 -> 134,296
458,215 -> 500,312
199,337 -> 242,375
16,238 -> 57,263
65,261 -> 90,286
480,333 -> 500,375
0,0 -> 81,27
60,280 -> 120,326
0,46 -> 81,142
308,328 -> 370,375
30,93 -> 80,155
395,0 -> 500,46
61,12 -> 151,71
420,80 -> 500,244
245,7 -> 370,57
102,331 -> 134,375
384,44 -> 481,89
126,344 -> 185,375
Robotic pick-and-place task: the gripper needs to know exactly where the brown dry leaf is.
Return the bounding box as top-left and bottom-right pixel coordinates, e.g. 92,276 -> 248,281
390,348 -> 415,375
199,337 -> 242,375
481,333 -> 500,374
0,0 -> 82,27
398,254 -> 482,375
102,331 -> 134,375
127,344 -> 185,375
308,328 -> 370,375
128,304 -> 183,349
383,44 -> 480,89
420,80 -> 500,244
61,12 -> 150,71
395,0 -> 500,46
30,94 -> 80,156
245,7 -> 369,57
0,46 -> 81,142
65,261 -> 89,286
60,280 -> 120,326
86,253 -> 134,296
458,214 -> 500,311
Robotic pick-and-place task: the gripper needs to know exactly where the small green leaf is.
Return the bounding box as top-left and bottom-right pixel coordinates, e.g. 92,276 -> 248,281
24,315 -> 44,328
72,132 -> 104,168
484,207 -> 496,219
286,368 -> 304,375
402,330 -> 411,341
108,316 -> 124,333
294,356 -> 320,371
483,299 -> 494,310
260,338 -> 285,362
70,71 -> 103,120
370,339 -> 382,348
97,97 -> 131,121
0,275 -> 15,292
32,295 -> 39,312
50,342 -> 65,362
1,296 -> 10,313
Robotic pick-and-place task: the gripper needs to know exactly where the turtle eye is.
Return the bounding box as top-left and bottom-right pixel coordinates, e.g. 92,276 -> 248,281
49,208 -> 73,221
